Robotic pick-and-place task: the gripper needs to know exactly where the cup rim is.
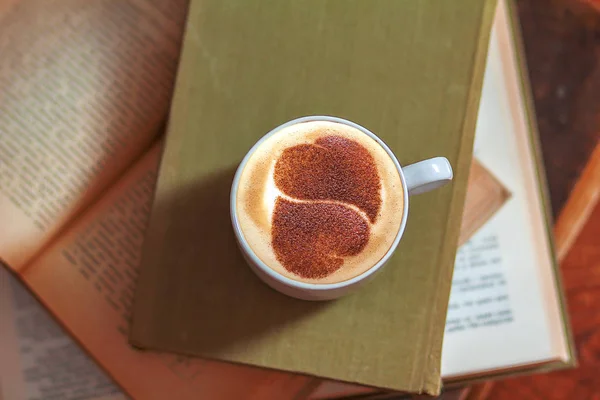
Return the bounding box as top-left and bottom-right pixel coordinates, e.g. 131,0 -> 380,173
230,115 -> 409,291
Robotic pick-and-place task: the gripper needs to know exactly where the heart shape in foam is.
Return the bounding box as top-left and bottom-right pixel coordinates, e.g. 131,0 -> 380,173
272,199 -> 370,279
271,135 -> 382,279
273,135 -> 382,222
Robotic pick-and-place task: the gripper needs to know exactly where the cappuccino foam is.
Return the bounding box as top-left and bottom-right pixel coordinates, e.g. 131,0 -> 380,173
236,120 -> 404,284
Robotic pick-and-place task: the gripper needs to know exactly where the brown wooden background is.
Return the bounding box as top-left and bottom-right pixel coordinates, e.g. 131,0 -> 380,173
518,0 -> 599,216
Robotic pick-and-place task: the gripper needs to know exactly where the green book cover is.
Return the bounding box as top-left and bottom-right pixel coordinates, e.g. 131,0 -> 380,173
130,0 -> 497,395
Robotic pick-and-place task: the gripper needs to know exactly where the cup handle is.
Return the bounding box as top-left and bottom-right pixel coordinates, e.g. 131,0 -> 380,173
402,157 -> 453,196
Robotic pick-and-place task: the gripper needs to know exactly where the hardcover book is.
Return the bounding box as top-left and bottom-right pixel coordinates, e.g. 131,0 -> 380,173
129,0 -> 498,395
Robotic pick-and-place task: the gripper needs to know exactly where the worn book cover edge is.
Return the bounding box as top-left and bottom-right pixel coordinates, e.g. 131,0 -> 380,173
420,0 -> 499,394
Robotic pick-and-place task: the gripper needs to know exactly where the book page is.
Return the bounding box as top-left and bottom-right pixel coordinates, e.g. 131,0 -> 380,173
0,0 -> 187,270
18,142 -> 314,400
0,266 -> 125,400
441,0 -> 569,378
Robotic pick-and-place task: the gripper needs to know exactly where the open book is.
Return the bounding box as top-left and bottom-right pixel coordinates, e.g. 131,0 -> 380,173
0,0 -> 571,399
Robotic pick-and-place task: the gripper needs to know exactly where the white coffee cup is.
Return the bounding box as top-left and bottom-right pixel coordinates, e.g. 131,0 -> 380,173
230,116 -> 453,301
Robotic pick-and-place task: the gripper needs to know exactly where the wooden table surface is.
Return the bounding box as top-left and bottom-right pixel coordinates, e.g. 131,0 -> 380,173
517,0 -> 599,218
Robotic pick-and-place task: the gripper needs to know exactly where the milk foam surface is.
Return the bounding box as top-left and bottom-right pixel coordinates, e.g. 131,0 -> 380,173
236,120 -> 404,284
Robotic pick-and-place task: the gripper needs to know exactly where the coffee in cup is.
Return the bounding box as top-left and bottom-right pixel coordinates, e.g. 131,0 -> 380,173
235,120 -> 404,284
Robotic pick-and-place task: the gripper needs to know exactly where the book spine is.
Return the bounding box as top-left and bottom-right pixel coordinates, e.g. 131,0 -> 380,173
419,0 -> 499,395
